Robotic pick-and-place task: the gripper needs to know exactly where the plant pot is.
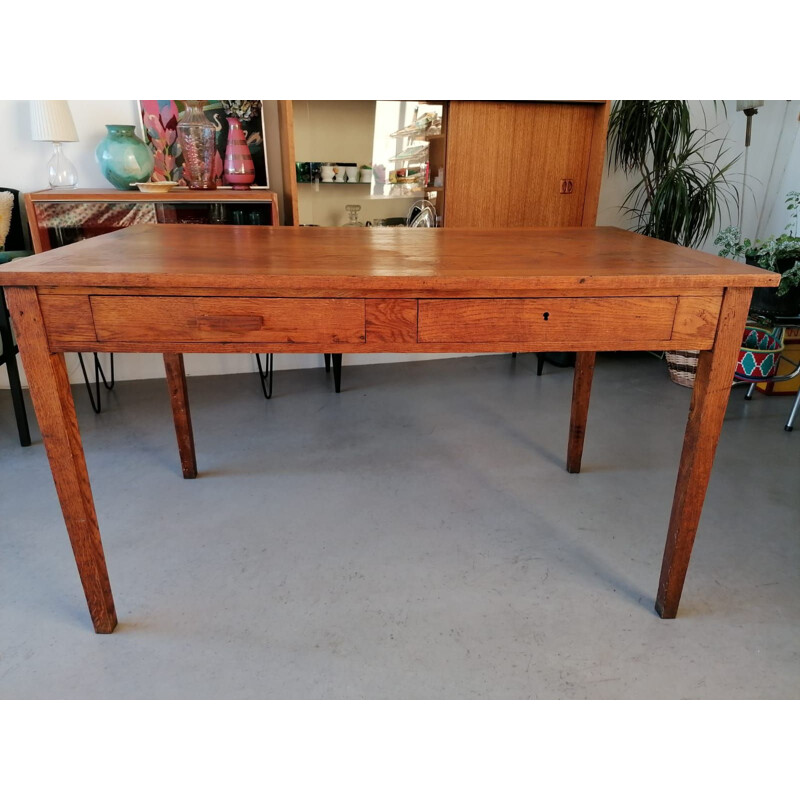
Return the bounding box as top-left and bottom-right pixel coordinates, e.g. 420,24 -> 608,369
747,256 -> 800,320
735,327 -> 784,381
665,349 -> 699,388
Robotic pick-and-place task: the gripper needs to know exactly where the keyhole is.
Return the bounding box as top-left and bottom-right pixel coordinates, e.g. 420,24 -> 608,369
543,312 -> 550,321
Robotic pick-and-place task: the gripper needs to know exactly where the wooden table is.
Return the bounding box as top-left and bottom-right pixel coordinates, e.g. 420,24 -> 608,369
0,225 -> 778,633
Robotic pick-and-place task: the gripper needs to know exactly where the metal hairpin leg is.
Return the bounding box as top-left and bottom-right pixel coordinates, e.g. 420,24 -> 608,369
77,353 -> 115,414
256,353 -> 274,399
510,352 -> 546,375
0,290 -> 31,446
323,353 -> 341,391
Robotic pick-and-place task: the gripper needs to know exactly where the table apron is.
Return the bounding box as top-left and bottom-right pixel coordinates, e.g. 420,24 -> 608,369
37,290 -> 724,353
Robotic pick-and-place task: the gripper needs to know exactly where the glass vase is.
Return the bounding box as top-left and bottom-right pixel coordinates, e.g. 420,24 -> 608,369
95,125 -> 154,189
177,101 -> 216,190
223,117 -> 255,189
48,142 -> 79,188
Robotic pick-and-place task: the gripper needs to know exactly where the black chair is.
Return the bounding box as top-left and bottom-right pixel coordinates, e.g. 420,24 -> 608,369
0,188 -> 32,446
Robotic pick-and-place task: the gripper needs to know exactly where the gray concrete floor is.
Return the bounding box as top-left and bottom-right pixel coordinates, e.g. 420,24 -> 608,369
0,353 -> 798,699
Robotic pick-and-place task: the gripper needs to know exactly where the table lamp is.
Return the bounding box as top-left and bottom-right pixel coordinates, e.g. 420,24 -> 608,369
30,100 -> 79,188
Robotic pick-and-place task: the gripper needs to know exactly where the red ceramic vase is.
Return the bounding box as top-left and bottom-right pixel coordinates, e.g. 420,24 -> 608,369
223,117 -> 255,189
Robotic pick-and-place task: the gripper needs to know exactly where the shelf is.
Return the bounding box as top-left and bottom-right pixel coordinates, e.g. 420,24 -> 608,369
390,132 -> 442,142
298,181 -> 372,187
28,188 -> 278,203
389,145 -> 429,162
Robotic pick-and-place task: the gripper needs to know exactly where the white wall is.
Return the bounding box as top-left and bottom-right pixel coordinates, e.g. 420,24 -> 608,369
3,99 -> 799,391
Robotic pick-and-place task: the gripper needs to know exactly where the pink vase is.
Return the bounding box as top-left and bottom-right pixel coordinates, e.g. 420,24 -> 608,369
223,117 -> 255,189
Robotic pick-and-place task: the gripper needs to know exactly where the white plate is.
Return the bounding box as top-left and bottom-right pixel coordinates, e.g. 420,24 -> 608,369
133,182 -> 179,193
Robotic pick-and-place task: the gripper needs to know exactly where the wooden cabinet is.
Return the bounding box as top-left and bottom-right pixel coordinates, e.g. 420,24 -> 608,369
25,188 -> 280,253
442,101 -> 609,228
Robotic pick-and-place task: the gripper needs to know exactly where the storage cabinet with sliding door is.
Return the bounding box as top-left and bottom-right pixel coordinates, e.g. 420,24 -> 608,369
442,101 -> 609,228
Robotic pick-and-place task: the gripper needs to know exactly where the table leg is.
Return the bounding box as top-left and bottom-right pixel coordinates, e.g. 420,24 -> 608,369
163,353 -> 197,479
332,354 -> 342,393
656,286 -> 752,618
0,289 -> 31,446
566,352 -> 596,474
5,287 -> 117,633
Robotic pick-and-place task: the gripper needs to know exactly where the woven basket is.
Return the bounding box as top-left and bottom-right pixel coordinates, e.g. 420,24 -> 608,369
735,327 -> 784,381
665,349 -> 699,387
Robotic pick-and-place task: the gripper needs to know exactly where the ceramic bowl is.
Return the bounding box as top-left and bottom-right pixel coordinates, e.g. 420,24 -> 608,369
133,182 -> 179,193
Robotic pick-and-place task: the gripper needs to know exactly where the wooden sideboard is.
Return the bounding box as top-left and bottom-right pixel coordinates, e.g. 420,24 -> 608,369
25,188 -> 280,253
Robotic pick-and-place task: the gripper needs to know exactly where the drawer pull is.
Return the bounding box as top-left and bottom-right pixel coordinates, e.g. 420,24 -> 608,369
198,314 -> 264,333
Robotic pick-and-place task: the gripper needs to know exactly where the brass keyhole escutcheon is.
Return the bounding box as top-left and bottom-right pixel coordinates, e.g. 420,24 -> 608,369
543,312 -> 550,321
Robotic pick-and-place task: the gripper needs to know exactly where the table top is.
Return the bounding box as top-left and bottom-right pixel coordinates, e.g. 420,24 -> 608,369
0,225 -> 779,293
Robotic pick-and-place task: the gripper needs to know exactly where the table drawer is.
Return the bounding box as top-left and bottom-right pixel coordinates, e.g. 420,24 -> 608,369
90,296 -> 366,344
418,297 -> 678,346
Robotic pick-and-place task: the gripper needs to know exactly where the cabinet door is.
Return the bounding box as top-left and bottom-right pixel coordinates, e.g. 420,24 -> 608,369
444,102 -> 597,228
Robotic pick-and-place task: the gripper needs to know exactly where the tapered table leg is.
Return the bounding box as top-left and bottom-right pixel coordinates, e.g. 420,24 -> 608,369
6,287 -> 117,633
163,353 -> 197,479
656,287 -> 752,618
566,352 -> 596,474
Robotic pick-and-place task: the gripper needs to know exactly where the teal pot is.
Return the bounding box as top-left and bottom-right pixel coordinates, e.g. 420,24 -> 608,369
95,124 -> 154,189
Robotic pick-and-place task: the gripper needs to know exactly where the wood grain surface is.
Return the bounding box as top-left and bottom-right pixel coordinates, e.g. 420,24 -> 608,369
0,226 -> 779,291
655,286 -> 755,618
365,299 -> 418,343
163,354 -> 197,479
567,352 -> 596,473
90,296 -> 366,344
418,297 -> 677,345
446,101 -> 597,228
5,286 -> 117,633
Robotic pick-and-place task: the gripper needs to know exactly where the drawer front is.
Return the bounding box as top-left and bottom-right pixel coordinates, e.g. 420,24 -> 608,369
418,297 -> 678,346
90,297 -> 366,344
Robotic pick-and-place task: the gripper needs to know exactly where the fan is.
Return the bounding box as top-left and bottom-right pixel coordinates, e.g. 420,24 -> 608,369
406,199 -> 437,228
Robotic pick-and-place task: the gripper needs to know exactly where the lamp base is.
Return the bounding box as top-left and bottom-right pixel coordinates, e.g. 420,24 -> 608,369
47,141 -> 78,189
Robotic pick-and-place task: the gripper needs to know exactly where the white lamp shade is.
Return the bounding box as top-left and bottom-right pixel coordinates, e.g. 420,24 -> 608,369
30,100 -> 78,142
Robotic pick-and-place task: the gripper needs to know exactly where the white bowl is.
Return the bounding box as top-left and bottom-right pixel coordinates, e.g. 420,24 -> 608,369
133,182 -> 179,193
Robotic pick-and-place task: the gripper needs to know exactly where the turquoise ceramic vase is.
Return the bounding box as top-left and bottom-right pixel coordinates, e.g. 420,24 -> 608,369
95,124 -> 154,189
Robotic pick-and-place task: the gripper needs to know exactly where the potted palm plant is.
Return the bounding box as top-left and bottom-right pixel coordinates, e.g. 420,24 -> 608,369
606,101 -> 741,386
